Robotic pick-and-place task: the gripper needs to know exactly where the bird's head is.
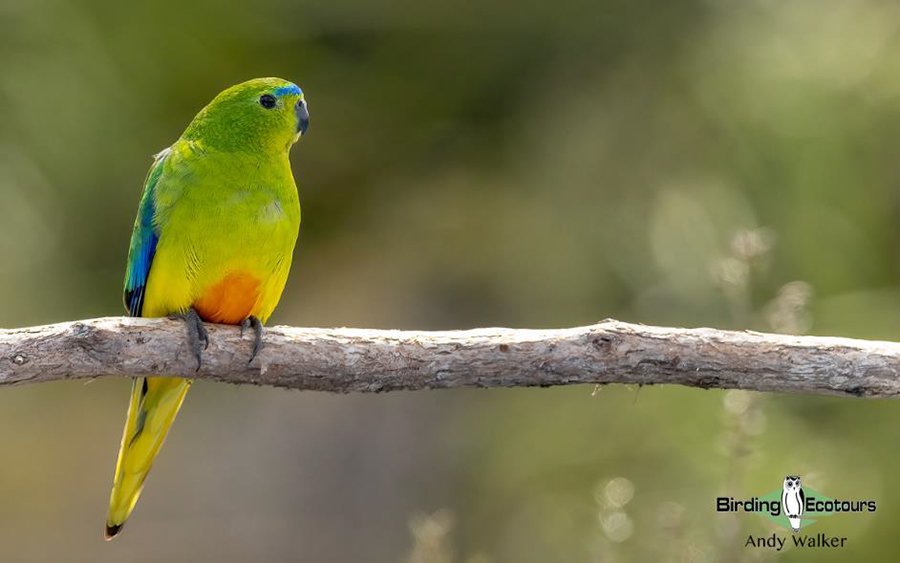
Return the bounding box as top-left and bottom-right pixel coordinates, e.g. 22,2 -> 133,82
783,476 -> 801,490
182,77 -> 309,152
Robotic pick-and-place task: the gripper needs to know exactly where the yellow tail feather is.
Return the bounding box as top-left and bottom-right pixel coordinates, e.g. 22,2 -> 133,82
105,376 -> 191,539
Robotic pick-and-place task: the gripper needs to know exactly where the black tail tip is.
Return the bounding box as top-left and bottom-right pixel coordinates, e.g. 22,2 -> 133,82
105,523 -> 122,540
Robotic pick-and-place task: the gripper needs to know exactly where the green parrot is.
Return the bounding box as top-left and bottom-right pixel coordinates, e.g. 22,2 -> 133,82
105,77 -> 309,539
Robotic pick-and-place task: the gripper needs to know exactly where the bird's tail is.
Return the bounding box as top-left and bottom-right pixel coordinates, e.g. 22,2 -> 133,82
105,376 -> 192,539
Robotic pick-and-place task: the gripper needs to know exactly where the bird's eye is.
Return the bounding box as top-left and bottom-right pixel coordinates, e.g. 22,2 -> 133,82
259,94 -> 277,109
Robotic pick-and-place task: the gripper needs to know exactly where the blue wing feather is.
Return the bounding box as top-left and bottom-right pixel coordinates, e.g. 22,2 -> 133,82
124,149 -> 169,317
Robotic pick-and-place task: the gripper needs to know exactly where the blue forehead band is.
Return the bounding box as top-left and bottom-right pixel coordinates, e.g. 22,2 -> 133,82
274,84 -> 303,97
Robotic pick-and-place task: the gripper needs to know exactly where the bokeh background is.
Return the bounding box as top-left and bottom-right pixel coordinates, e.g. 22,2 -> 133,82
2,0 -> 900,560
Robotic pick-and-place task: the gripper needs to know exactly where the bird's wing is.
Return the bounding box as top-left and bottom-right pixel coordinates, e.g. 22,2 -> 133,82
123,148 -> 170,316
799,488 -> 805,508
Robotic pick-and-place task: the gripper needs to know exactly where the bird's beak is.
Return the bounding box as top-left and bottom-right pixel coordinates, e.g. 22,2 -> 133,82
295,99 -> 310,136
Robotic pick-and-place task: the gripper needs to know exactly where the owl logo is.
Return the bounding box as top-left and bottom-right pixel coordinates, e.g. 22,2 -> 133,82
781,475 -> 804,532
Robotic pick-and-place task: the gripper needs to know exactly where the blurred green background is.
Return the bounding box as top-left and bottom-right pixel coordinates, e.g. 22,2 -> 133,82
2,0 -> 900,560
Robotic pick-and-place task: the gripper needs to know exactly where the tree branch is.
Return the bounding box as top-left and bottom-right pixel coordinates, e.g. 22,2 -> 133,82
0,317 -> 898,397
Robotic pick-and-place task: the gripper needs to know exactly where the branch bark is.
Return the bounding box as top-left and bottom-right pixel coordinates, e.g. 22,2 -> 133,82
0,317 -> 898,397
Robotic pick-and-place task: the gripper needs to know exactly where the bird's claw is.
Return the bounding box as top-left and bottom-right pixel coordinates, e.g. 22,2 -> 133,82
180,308 -> 208,372
241,316 -> 263,364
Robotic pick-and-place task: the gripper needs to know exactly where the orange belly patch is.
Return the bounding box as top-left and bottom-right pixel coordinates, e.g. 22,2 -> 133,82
194,272 -> 261,325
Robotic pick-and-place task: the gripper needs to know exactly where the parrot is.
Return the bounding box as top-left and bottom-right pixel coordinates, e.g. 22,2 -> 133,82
105,77 -> 310,539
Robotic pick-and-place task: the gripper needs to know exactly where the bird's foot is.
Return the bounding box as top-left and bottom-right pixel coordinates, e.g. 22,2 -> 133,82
241,316 -> 263,364
171,307 -> 209,371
